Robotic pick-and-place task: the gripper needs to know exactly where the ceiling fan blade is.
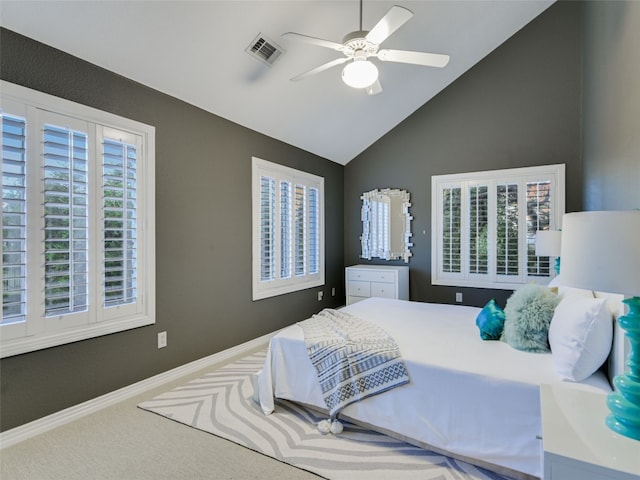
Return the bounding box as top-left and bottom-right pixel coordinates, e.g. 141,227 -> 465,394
366,79 -> 382,96
290,57 -> 349,82
377,49 -> 450,68
365,5 -> 414,45
282,32 -> 345,52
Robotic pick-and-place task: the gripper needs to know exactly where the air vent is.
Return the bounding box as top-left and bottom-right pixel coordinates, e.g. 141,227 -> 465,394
245,34 -> 284,66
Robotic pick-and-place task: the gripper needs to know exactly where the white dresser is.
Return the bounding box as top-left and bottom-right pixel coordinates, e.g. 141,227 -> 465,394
345,265 -> 409,306
540,384 -> 640,480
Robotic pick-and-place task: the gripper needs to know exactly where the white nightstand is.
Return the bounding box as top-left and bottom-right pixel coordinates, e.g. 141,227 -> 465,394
540,384 -> 640,480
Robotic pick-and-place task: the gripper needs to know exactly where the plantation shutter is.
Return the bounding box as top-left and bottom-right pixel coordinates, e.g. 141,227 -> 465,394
294,184 -> 306,276
252,157 -> 324,300
468,185 -> 489,275
432,165 -> 564,289
260,175 -> 276,282
1,82 -> 156,357
442,186 -> 462,274
1,114 -> 27,327
102,138 -> 138,307
526,180 -> 552,277
43,124 -> 89,317
279,180 -> 292,279
496,183 -> 519,278
308,187 -> 319,274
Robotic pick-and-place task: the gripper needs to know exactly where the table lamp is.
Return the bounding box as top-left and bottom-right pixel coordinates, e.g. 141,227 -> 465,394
559,210 -> 640,440
535,230 -> 562,275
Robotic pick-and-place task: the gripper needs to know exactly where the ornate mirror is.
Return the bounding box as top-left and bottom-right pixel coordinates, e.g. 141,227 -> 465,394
360,188 -> 413,262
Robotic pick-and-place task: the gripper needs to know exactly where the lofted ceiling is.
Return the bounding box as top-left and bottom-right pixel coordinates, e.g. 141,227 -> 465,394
1,1 -> 553,165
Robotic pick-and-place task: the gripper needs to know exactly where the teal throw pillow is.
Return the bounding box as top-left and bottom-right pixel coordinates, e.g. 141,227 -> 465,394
501,283 -> 560,353
476,299 -> 506,340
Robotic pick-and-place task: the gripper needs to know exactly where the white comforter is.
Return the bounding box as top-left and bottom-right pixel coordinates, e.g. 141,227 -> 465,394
255,298 -> 611,478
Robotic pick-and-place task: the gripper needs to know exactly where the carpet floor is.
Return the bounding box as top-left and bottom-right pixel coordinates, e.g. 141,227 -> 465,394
138,349 -> 514,480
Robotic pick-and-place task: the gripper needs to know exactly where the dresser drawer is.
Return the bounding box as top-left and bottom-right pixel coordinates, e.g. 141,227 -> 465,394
348,280 -> 371,297
371,282 -> 395,298
347,269 -> 396,283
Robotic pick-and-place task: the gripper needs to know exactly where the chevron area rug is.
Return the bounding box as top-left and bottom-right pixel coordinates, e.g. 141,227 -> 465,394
138,350 -> 513,480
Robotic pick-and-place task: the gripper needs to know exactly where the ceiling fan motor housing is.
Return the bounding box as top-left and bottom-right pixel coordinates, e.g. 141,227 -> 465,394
342,30 -> 379,57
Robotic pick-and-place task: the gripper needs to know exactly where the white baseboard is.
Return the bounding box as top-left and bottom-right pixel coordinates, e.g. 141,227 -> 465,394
0,331 -> 275,449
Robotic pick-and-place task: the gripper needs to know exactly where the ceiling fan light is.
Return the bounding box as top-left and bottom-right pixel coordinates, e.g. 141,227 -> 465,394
342,60 -> 378,89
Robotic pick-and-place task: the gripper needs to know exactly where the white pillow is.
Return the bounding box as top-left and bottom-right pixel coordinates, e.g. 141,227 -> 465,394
549,296 -> 613,381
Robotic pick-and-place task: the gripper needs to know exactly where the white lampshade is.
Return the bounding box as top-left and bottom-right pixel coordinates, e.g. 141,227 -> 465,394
342,60 -> 378,89
560,211 -> 640,295
535,230 -> 562,257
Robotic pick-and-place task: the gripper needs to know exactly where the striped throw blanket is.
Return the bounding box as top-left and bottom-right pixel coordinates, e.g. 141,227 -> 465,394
298,309 -> 410,421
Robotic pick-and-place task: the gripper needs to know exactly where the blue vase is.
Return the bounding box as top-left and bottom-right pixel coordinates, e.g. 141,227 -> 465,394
606,296 -> 640,440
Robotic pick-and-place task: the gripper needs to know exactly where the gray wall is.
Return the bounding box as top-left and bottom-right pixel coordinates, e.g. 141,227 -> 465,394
582,1 -> 640,210
0,28 -> 344,431
345,1 -> 583,308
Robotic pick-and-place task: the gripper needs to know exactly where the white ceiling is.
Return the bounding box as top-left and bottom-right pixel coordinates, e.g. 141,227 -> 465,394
1,0 -> 553,165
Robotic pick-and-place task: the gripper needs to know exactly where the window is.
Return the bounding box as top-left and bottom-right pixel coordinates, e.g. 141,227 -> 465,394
1,81 -> 155,358
432,164 -> 564,289
252,157 -> 324,300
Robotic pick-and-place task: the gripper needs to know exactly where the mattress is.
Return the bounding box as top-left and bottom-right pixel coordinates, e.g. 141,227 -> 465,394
255,297 -> 611,478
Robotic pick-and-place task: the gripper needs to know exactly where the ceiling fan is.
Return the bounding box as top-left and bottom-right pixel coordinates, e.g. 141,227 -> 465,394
283,1 -> 450,95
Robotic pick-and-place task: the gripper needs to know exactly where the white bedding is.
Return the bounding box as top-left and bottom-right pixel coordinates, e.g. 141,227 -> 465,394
255,297 -> 612,479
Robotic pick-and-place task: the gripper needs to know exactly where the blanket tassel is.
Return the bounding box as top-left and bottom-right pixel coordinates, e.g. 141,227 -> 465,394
317,419 -> 343,435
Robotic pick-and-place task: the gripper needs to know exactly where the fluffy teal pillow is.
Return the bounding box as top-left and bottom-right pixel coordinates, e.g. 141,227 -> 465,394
502,284 -> 560,353
475,299 -> 505,340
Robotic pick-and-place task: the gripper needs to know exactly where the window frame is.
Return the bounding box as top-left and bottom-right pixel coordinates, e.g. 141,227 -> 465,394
251,157 -> 324,300
1,81 -> 155,358
431,164 -> 565,290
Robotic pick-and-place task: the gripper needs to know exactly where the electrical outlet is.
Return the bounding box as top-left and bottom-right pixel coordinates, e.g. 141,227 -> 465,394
455,292 -> 463,303
331,287 -> 336,297
157,331 -> 167,349
318,291 -> 323,301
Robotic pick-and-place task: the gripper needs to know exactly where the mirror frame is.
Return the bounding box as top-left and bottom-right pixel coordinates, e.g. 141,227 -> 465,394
360,188 -> 413,263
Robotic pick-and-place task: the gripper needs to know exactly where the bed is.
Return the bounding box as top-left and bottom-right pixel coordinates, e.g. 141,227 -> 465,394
254,293 -> 623,480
